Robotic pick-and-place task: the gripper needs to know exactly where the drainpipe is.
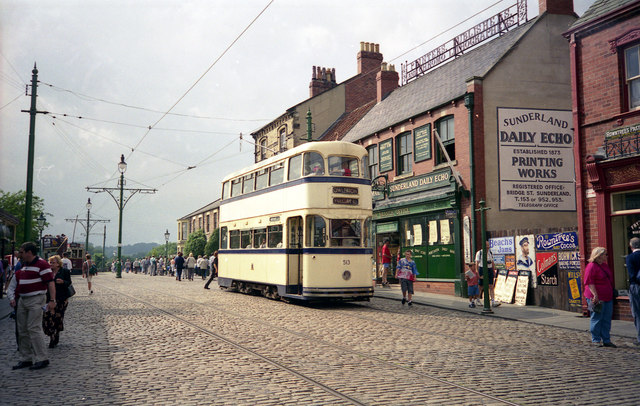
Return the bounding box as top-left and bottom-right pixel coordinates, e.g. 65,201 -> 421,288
464,92 -> 477,257
569,33 -> 588,316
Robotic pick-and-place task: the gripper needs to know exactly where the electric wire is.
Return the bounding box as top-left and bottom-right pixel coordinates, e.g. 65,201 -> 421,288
0,51 -> 27,84
0,71 -> 26,91
0,93 -> 23,111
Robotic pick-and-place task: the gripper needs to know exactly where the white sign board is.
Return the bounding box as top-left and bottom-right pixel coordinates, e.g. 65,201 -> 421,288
498,108 -> 576,211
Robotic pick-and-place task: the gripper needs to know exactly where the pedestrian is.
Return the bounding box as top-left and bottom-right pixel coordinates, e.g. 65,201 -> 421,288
82,253 -> 95,294
584,247 -> 616,348
626,237 -> 640,346
195,255 -> 202,279
465,262 -> 480,308
380,238 -> 392,287
125,259 -> 131,273
0,258 -> 5,299
186,253 -> 196,281
133,258 -> 141,274
204,251 -> 218,289
199,255 -> 209,280
9,242 -> 56,370
395,250 -> 418,306
42,255 -> 72,348
61,251 -> 73,272
174,252 -> 185,281
150,256 -> 157,276
476,241 -> 500,307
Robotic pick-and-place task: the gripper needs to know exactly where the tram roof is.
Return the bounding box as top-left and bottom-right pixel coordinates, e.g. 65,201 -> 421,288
222,141 -> 366,182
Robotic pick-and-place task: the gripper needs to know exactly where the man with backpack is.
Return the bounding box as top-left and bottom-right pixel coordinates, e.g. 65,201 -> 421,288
82,253 -> 97,294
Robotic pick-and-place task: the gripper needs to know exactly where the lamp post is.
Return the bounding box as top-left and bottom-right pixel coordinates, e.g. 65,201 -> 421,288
85,198 -> 92,258
164,229 -> 170,261
116,154 -> 127,278
37,213 -> 46,257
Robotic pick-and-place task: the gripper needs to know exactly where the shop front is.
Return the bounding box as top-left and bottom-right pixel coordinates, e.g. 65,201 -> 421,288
373,168 -> 463,295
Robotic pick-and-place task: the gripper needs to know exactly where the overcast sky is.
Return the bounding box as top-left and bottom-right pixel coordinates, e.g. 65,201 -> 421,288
0,0 -> 594,247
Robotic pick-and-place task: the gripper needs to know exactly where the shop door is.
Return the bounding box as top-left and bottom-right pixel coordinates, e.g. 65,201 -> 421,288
287,216 -> 303,294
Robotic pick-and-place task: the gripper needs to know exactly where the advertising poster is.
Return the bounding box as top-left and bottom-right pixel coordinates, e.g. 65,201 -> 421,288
516,234 -> 536,288
497,107 -> 575,211
536,252 -> 559,286
535,232 -> 578,251
505,254 -> 516,271
490,236 -> 515,254
502,269 -> 519,303
494,269 -> 509,302
558,251 -> 580,270
567,270 -> 582,310
514,270 -> 531,306
463,216 -> 471,263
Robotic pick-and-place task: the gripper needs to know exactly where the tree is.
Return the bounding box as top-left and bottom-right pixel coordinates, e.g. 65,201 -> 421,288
0,189 -> 48,245
204,228 -> 219,256
184,229 -> 206,258
148,242 -> 177,259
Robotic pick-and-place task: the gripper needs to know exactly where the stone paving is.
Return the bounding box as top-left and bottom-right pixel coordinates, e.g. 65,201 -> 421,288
1,273 -> 638,405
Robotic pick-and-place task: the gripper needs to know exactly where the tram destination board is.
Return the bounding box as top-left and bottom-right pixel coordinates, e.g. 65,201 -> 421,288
333,186 -> 358,195
333,197 -> 359,205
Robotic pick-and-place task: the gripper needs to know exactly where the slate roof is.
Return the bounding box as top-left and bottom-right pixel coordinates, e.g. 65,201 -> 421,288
342,18 -> 537,143
569,0 -> 639,30
319,100 -> 376,141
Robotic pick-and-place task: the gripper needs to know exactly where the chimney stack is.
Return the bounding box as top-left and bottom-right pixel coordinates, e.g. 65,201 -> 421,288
539,0 -> 574,16
309,65 -> 337,97
358,42 -> 383,75
376,63 -> 398,103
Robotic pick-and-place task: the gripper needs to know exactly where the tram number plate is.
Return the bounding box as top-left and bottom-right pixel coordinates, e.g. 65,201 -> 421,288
343,260 -> 350,265
333,197 -> 359,205
333,186 -> 358,195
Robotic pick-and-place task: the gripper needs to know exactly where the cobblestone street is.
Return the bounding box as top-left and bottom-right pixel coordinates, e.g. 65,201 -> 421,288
1,273 -> 638,405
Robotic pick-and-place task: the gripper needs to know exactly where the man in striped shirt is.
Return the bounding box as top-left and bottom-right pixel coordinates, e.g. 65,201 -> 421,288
9,242 -> 56,370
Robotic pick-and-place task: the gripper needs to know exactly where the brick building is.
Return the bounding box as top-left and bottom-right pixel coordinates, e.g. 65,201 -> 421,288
564,0 -> 640,319
343,0 -> 580,308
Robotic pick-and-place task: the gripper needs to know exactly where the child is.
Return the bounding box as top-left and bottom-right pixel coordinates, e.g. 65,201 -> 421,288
465,262 -> 480,308
396,250 -> 418,306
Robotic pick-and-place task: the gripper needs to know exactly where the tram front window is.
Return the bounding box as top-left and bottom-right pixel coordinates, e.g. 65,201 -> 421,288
330,219 -> 361,247
306,215 -> 326,247
328,156 -> 359,177
303,152 -> 325,176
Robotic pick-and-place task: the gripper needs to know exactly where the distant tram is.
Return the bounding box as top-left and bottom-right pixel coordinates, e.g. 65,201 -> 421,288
42,236 -> 85,274
218,141 -> 374,301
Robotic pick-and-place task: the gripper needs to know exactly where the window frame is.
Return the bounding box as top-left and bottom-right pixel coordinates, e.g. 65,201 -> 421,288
367,145 -> 379,179
435,115 -> 455,165
625,44 -> 640,110
396,131 -> 412,175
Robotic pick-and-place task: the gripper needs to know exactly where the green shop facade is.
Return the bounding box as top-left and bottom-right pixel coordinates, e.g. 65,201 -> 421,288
373,167 -> 465,295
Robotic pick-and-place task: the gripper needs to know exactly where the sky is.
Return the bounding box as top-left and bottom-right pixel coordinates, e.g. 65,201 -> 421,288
0,0 -> 595,247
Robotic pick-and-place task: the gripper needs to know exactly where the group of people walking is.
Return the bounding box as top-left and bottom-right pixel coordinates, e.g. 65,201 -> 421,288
172,251 -> 218,284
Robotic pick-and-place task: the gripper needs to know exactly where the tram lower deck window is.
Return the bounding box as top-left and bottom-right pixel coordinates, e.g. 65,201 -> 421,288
229,230 -> 240,249
268,225 -> 283,248
330,219 -> 361,247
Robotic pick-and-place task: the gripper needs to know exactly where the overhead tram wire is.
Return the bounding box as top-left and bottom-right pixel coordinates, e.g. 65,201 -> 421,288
0,93 -> 24,111
124,0 -> 275,165
0,51 -> 27,84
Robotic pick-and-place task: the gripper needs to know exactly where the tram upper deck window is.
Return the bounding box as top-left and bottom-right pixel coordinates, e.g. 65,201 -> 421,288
256,168 -> 269,190
288,154 -> 303,181
231,178 -> 242,197
328,156 -> 359,177
220,227 -> 228,249
303,152 -> 325,176
241,230 -> 252,248
254,228 -> 266,248
229,230 -> 240,249
362,155 -> 370,179
330,219 -> 361,247
243,173 -> 255,194
222,181 -> 230,200
305,215 -> 326,247
267,225 -> 283,248
270,162 -> 284,186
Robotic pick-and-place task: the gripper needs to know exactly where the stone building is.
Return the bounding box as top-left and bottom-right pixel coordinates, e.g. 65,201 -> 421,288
176,199 -> 220,254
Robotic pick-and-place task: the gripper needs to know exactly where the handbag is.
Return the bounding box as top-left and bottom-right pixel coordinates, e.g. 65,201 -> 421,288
68,284 -> 76,297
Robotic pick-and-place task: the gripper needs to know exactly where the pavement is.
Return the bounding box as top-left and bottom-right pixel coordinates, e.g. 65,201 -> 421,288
373,283 -> 638,340
1,282 -> 637,339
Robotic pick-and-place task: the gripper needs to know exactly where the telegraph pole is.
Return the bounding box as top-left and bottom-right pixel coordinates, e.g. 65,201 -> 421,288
21,63 -> 49,242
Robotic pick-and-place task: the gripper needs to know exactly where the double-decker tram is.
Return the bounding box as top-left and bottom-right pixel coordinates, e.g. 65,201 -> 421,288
218,141 -> 374,301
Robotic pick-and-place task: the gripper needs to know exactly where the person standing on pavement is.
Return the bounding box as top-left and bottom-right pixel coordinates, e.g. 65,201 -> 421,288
204,251 -> 218,289
380,239 -> 392,288
9,242 -> 56,370
174,252 -> 185,281
396,250 -> 418,306
584,247 -> 616,348
61,251 -> 72,272
476,241 -> 500,308
199,255 -> 209,280
626,237 -> 640,346
82,254 -> 95,294
186,253 -> 196,281
465,262 -> 480,308
42,255 -> 71,348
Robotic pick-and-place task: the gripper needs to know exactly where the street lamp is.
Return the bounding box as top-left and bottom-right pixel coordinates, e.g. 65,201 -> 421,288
85,198 -> 92,259
37,213 -> 46,257
116,154 -> 127,278
164,229 -> 170,260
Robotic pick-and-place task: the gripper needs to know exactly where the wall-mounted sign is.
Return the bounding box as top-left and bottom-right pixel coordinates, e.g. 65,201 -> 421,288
535,231 -> 578,251
497,107 -> 576,211
558,251 -> 580,270
414,124 -> 432,162
514,270 -> 530,306
536,252 -> 558,286
490,236 -> 515,254
516,234 -> 536,288
376,222 -> 398,234
387,169 -> 452,198
379,139 -> 393,173
567,269 -> 582,310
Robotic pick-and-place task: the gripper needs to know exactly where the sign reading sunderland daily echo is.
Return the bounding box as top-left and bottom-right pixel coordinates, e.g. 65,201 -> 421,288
498,108 -> 575,211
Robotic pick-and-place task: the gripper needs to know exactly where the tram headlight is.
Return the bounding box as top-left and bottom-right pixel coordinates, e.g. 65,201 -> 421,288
342,270 -> 351,280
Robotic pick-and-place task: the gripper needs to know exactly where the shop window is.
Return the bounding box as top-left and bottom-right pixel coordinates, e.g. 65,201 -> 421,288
267,225 -> 283,248
254,228 -> 267,248
367,145 -> 379,179
435,116 -> 455,165
610,190 -> 640,289
426,218 -> 454,245
303,152 -> 325,176
400,218 -> 426,247
306,215 -> 326,247
396,132 -> 412,175
279,126 -> 287,151
330,219 -> 361,247
270,162 -> 284,185
288,154 -> 303,181
625,45 -> 640,109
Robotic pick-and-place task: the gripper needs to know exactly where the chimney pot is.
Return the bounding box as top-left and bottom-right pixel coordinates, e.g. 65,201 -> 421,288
360,41 -> 365,51
539,0 -> 574,16
375,43 -> 380,53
